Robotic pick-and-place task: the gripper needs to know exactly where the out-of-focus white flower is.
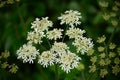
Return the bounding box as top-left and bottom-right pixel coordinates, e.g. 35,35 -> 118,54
16,43 -> 39,63
51,42 -> 69,56
73,36 -> 94,54
58,51 -> 81,73
100,69 -> 108,78
31,17 -> 53,32
38,51 -> 55,67
58,10 -> 81,27
66,27 -> 85,39
47,28 -> 63,40
27,31 -> 45,44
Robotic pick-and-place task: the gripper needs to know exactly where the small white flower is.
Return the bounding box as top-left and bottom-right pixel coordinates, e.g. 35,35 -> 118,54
66,27 -> 85,39
16,43 -> 39,63
73,36 -> 94,54
58,51 -> 81,73
31,17 -> 53,32
38,51 -> 55,67
58,10 -> 82,27
47,28 -> 63,40
51,42 -> 69,56
27,31 -> 45,44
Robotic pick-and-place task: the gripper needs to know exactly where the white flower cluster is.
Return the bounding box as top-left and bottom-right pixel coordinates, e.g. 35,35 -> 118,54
38,51 -> 55,67
16,43 -> 39,63
27,31 -> 44,44
17,17 -> 52,63
51,42 -> 69,56
31,17 -> 53,32
73,37 -> 93,54
58,51 -> 81,73
16,10 -> 93,73
66,27 -> 85,39
58,10 -> 82,27
47,29 -> 63,40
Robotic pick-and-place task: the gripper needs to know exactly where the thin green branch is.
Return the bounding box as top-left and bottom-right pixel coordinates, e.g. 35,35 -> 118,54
45,37 -> 51,48
62,25 -> 69,42
107,27 -> 117,46
55,64 -> 59,80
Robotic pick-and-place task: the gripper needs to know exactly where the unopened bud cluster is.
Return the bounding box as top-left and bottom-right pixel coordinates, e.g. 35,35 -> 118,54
87,35 -> 120,78
0,51 -> 18,74
99,0 -> 120,27
0,0 -> 20,7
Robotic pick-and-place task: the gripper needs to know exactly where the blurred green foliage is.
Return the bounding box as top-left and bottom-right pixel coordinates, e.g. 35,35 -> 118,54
0,0 -> 120,80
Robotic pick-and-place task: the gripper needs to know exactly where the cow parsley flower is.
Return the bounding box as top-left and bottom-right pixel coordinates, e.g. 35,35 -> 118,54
97,35 -> 106,43
109,52 -> 116,58
58,10 -> 82,27
109,43 -> 116,50
58,51 -> 81,73
73,36 -> 93,54
100,69 -> 108,78
47,28 -> 63,40
112,65 -> 120,75
98,46 -> 105,52
1,50 -> 10,58
1,62 -> 9,69
89,65 -> 96,73
16,43 -> 39,63
27,31 -> 45,44
9,64 -> 18,74
90,56 -> 97,64
31,17 -> 53,32
51,42 -> 69,56
66,27 -> 85,39
38,51 -> 55,67
16,10 -> 95,74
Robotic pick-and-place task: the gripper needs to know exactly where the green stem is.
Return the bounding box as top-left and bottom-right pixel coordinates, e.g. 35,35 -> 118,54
81,71 -> 85,80
107,27 -> 117,46
17,3 -> 25,27
104,27 -> 117,57
104,42 -> 108,56
62,25 -> 69,42
55,64 -> 59,80
16,3 -> 26,36
45,37 -> 51,48
87,72 -> 95,80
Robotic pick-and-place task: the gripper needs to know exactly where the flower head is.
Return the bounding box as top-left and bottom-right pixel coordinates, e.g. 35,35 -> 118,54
1,50 -> 10,58
58,10 -> 81,27
97,35 -> 106,43
58,51 -> 81,73
99,53 -> 106,58
16,43 -> 39,63
47,28 -> 63,40
87,48 -> 94,56
66,27 -> 85,39
9,64 -> 18,74
51,42 -> 69,56
31,17 -> 53,32
73,36 -> 93,54
109,43 -> 116,49
27,31 -> 45,44
90,56 -> 97,64
98,46 -> 105,52
38,51 -> 55,67
100,69 -> 108,78
89,65 -> 96,73
109,52 -> 116,58
99,1 -> 109,7
1,62 -> 9,68
112,65 -> 120,75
